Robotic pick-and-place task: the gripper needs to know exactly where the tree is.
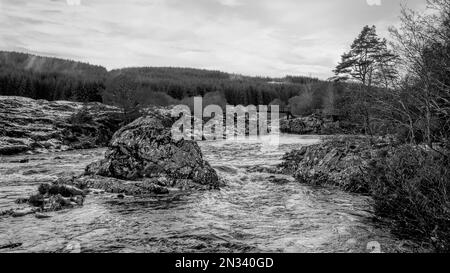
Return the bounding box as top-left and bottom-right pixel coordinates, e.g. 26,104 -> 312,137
333,25 -> 399,134
389,0 -> 450,148
103,74 -> 143,123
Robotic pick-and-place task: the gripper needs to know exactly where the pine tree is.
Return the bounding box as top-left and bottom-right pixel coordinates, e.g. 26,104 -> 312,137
333,25 -> 398,134
333,25 -> 398,87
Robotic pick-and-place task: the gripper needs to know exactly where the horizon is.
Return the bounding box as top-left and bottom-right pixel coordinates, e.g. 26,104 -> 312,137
0,0 -> 427,79
1,49 -> 325,80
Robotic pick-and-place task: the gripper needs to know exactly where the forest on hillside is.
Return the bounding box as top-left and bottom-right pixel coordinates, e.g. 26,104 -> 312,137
0,51 -> 107,102
0,50 -> 340,117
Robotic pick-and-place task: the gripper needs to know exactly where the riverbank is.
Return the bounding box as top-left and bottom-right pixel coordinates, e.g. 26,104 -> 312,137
279,113 -> 358,135
279,135 -> 449,252
0,96 -> 124,155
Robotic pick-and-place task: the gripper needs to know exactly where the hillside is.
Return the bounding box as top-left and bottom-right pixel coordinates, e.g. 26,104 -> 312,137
0,51 -> 107,102
0,51 -> 339,116
0,51 -> 107,79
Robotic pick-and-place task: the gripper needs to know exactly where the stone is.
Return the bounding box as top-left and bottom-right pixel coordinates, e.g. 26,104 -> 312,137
245,165 -> 279,174
38,183 -> 85,197
8,182 -> 87,217
84,116 -> 220,191
279,136 -> 397,194
280,113 -> 357,135
45,194 -> 76,211
35,212 -> 52,219
69,175 -> 173,196
12,207 -> 38,217
0,243 -> 22,250
0,96 -> 123,155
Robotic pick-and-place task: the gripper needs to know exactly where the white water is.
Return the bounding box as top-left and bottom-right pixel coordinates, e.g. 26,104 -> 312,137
0,135 -> 416,252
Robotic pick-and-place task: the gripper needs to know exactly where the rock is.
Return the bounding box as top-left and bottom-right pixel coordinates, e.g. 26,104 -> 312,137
0,243 -> 22,250
84,116 -> 220,191
0,209 -> 13,217
38,183 -> 85,197
69,175 -> 172,195
11,182 -> 86,215
246,165 -> 279,174
35,212 -> 52,219
0,144 -> 30,155
45,194 -> 77,211
12,207 -> 38,217
27,194 -> 45,207
280,113 -> 357,135
267,176 -> 293,185
0,96 -> 123,155
15,197 -> 29,204
279,136 -> 396,193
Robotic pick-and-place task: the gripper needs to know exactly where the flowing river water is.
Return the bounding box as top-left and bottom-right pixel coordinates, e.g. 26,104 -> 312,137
0,135 -> 417,253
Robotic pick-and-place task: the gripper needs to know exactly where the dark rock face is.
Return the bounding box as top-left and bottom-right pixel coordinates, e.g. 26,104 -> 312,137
279,136 -> 394,193
85,116 -> 220,191
280,114 -> 356,135
0,96 -> 123,155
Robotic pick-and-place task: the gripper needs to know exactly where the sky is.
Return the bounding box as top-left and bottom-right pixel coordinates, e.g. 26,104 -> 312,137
0,0 -> 427,79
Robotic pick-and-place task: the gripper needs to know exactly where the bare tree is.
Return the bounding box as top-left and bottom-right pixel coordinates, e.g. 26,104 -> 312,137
389,0 -> 450,148
103,74 -> 143,123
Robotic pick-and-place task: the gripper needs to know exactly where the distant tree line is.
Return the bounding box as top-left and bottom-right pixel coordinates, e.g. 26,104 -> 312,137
0,51 -> 339,117
0,51 -> 106,102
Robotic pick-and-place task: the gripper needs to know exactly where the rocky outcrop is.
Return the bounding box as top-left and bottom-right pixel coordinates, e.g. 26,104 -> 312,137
67,175 -> 171,195
1,182 -> 86,218
280,114 -> 357,135
84,115 -> 220,193
279,136 -> 395,193
0,96 -> 123,155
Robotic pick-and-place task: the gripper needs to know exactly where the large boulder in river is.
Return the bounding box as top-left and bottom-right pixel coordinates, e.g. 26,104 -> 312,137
85,116 -> 220,190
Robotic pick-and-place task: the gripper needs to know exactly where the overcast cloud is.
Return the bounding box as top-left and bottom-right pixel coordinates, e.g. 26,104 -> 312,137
0,0 -> 426,78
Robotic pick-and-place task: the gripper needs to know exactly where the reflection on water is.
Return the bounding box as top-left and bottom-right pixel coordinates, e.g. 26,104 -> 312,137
0,135 -> 415,253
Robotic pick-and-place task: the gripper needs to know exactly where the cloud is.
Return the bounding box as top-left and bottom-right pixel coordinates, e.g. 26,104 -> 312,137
0,0 -> 427,79
216,0 -> 243,7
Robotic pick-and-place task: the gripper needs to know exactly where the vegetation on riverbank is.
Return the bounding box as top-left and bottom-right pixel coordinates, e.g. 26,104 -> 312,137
368,145 -> 449,251
281,0 -> 450,252
280,136 -> 449,251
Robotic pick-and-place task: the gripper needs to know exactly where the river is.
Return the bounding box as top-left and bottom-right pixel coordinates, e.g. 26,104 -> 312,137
0,134 -> 415,253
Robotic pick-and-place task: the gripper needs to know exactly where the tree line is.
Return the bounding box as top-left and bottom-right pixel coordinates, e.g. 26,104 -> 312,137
0,51 -> 337,117
333,0 -> 449,148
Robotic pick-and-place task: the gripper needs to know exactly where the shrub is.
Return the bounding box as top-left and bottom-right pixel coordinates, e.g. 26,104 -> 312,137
367,145 -> 450,251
